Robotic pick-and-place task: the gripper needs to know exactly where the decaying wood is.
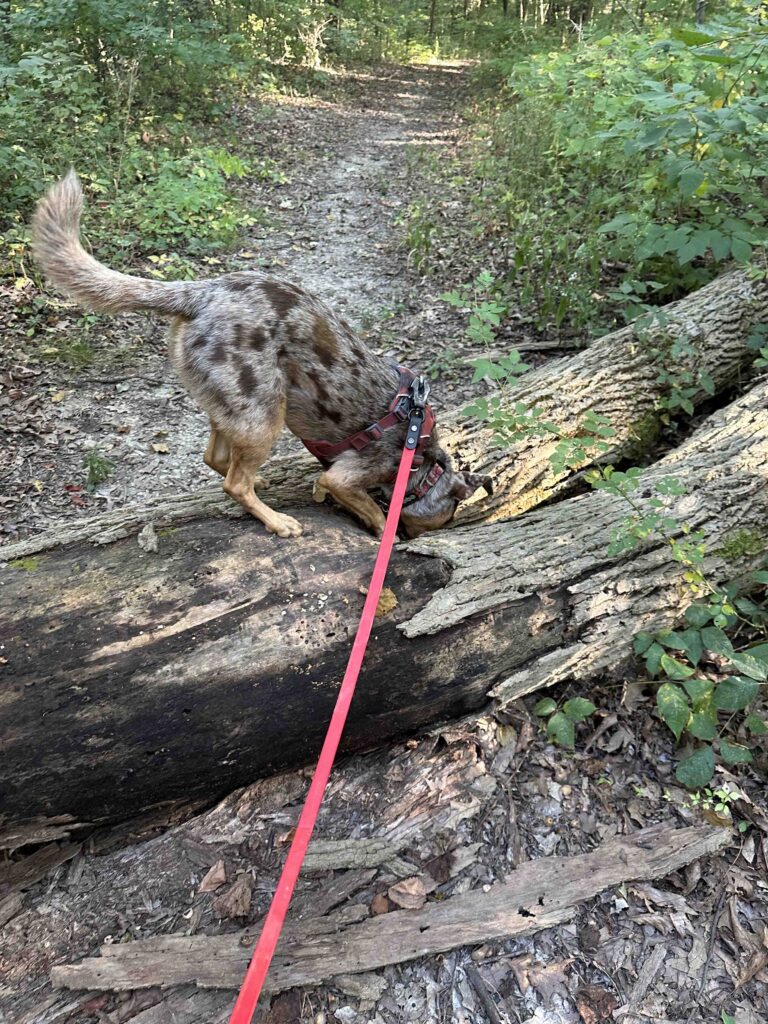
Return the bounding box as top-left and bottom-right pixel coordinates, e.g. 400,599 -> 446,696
405,379 -> 768,707
51,823 -> 730,994
2,378 -> 766,828
2,270 -> 764,564
0,841 -> 81,893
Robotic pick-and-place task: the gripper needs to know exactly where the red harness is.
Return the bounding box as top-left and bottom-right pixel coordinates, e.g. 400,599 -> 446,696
302,367 -> 441,500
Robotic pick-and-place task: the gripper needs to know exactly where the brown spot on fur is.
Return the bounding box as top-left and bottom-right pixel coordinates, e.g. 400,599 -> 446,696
262,280 -> 301,319
285,359 -> 302,385
325,406 -> 342,425
250,327 -> 268,350
351,345 -> 366,363
233,324 -> 245,347
224,276 -> 254,292
238,363 -> 257,396
313,316 -> 339,368
306,368 -> 330,404
210,342 -> 228,364
190,333 -> 208,350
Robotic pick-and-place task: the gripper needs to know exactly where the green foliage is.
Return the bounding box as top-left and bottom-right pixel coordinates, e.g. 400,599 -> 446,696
636,573 -> 768,787
83,447 -> 115,491
431,7 -> 768,335
534,695 -> 596,747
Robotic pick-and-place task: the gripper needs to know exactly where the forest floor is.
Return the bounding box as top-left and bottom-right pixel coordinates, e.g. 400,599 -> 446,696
1,64 -> 767,1024
1,62 -> 486,542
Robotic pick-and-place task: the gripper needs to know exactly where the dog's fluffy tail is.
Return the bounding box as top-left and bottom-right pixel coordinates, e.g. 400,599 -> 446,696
32,171 -> 204,318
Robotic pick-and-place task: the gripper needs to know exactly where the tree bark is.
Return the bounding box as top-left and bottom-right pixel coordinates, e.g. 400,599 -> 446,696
2,372 -> 766,828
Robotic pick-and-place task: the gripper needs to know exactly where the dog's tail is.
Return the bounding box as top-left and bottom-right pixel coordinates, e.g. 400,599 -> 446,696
32,171 -> 204,318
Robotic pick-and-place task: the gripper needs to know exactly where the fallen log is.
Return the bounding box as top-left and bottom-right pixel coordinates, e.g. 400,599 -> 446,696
1,271 -> 765,565
1,377 -> 766,827
50,822 -> 730,993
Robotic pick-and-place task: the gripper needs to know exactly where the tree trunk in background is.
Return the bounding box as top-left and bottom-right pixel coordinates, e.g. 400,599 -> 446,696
2,381 -> 766,828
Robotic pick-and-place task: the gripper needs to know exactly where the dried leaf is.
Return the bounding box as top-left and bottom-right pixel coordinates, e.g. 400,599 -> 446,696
198,858 -> 226,893
370,892 -> 391,915
213,875 -> 251,919
575,984 -> 619,1023
388,874 -> 432,910
359,585 -> 398,617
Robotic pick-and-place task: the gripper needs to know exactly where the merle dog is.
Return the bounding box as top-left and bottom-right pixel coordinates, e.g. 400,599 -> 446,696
33,172 -> 491,538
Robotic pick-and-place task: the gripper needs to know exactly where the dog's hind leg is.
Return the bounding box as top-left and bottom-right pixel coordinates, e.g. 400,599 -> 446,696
222,416 -> 301,539
204,423 -> 231,477
205,421 -> 266,488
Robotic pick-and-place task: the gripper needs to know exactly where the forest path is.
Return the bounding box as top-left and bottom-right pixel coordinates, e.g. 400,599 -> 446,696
1,63 -> 468,540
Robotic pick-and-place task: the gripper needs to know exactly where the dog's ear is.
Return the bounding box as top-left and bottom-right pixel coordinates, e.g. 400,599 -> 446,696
451,471 -> 494,501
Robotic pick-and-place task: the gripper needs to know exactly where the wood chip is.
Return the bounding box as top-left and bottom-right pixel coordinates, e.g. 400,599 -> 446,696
0,842 -> 81,893
52,823 -> 729,995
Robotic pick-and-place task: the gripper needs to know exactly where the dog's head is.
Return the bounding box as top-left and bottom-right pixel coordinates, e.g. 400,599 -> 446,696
399,460 -> 493,538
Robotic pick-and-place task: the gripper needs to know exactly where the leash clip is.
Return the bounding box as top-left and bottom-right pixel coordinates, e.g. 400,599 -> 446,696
404,375 -> 431,452
409,374 -> 430,411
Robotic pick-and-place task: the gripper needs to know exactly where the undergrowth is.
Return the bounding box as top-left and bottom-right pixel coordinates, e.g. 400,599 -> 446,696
407,4 -> 768,336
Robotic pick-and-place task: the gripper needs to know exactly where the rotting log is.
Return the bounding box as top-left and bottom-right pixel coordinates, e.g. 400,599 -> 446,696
1,381 -> 766,828
1,270 -> 765,565
51,823 -> 730,993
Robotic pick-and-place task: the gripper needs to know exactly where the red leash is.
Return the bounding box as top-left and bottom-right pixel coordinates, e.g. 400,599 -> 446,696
229,397 -> 427,1024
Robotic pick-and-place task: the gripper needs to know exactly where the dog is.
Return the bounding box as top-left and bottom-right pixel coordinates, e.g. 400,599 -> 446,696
32,171 -> 492,539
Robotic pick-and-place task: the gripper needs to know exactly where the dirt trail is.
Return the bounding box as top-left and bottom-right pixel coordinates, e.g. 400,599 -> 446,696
1,64 -> 467,541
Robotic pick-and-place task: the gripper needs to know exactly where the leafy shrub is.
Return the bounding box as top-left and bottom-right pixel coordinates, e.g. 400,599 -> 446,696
437,9 -> 768,334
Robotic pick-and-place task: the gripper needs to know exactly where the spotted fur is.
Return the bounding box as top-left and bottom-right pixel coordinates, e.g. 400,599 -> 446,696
32,171 -> 492,537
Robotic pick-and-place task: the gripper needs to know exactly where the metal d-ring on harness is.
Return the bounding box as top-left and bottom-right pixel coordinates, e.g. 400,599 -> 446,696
228,374 -> 433,1024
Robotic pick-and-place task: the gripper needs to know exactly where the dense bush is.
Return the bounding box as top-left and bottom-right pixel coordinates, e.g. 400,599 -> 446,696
409,3 -> 767,333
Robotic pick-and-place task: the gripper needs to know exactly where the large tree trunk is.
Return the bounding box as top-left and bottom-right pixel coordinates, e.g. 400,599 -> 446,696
2,270 -> 764,572
2,366 -> 766,828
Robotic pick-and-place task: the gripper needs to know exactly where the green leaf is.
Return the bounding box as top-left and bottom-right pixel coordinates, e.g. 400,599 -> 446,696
546,712 -> 575,747
675,746 -> 715,788
719,738 -> 753,765
563,697 -> 596,722
751,571 -> 768,585
685,603 -> 713,628
713,676 -> 760,712
745,713 -> 768,736
671,27 -> 714,45
659,653 -> 696,680
678,167 -> 705,196
727,650 -> 767,682
661,629 -> 703,665
634,631 -> 656,655
534,697 -> 557,717
701,625 -> 733,657
657,683 -> 690,740
730,236 -> 752,263
688,710 -> 717,740
646,642 -> 665,676
682,677 -> 712,703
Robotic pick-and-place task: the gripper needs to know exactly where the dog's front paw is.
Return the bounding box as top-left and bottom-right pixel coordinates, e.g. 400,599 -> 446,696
312,480 -> 328,503
267,513 -> 303,539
